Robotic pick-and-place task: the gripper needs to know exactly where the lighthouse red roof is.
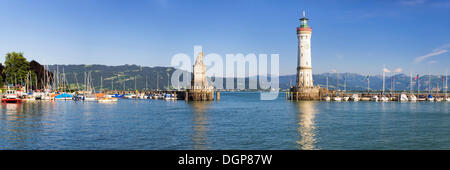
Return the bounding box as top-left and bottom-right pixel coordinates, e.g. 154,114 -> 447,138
296,27 -> 312,32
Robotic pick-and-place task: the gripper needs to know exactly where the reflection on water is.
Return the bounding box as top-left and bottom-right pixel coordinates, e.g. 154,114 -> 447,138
189,102 -> 212,150
1,102 -> 45,149
294,101 -> 317,150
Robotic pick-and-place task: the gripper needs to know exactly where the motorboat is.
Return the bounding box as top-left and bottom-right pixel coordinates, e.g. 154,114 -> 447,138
54,93 -> 73,100
164,93 -> 176,100
2,90 -> 22,103
343,96 -> 350,101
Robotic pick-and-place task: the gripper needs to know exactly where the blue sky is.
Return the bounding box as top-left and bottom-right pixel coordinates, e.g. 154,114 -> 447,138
0,0 -> 449,75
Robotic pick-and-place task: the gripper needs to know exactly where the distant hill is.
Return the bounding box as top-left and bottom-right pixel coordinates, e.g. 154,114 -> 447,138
48,64 -> 178,91
47,64 -> 449,92
279,73 -> 448,92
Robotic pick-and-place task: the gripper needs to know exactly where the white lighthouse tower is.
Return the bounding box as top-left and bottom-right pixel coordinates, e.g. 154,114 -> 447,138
296,10 -> 313,88
290,11 -> 320,100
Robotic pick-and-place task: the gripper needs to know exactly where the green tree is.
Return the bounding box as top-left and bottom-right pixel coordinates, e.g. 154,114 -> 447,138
3,52 -> 30,85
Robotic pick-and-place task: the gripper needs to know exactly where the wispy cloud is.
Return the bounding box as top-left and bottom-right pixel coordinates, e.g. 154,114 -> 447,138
400,0 -> 427,6
428,60 -> 438,64
414,43 -> 450,63
430,1 -> 450,8
383,68 -> 391,73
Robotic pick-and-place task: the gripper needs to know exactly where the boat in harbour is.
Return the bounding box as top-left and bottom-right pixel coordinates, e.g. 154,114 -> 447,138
380,95 -> 389,102
2,90 -> 22,103
400,94 -> 408,102
351,94 -> 359,101
54,93 -> 74,100
427,94 -> 434,101
371,95 -> 379,101
343,96 -> 349,101
164,93 -> 176,100
408,94 -> 417,102
98,97 -> 118,102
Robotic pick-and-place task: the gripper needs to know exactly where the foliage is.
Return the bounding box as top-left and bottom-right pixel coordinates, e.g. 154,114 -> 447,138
3,52 -> 31,85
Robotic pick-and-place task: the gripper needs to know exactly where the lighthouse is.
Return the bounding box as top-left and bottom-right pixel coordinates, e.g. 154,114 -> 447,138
296,10 -> 313,88
290,11 -> 320,100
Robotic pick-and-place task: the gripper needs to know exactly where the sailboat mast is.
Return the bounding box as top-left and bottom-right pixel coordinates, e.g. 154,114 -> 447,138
428,73 -> 431,94
410,72 -> 412,93
101,75 -> 103,92
344,74 -> 346,92
417,74 -> 420,95
446,71 -> 448,98
336,72 -> 339,91
383,69 -> 385,94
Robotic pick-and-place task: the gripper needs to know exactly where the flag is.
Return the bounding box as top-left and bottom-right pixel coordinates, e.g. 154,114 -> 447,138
414,74 -> 419,81
443,76 -> 445,82
366,75 -> 369,82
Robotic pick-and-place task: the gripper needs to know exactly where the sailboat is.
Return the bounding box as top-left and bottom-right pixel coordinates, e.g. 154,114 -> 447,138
436,83 -> 443,102
380,66 -> 389,102
400,94 -> 408,102
408,72 -> 416,101
343,74 -> 349,101
333,73 -> 342,101
334,91 -> 342,101
446,71 -> 450,102
427,74 -> 434,101
323,76 -> 331,101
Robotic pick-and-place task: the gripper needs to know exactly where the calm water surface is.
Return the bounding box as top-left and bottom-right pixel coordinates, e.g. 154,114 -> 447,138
1,92 -> 449,150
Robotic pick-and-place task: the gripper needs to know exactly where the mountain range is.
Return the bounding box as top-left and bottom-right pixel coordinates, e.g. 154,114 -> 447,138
47,64 -> 449,92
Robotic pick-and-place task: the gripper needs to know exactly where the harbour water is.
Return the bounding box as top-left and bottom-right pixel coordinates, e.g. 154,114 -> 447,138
1,92 -> 449,150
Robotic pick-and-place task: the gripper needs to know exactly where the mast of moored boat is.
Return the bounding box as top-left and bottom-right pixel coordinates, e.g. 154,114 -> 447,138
383,67 -> 385,95
446,71 -> 448,98
417,74 -> 420,96
428,73 -> 431,94
344,73 -> 347,92
410,72 -> 413,94
326,75 -> 329,96
101,75 -> 103,92
367,74 -> 370,94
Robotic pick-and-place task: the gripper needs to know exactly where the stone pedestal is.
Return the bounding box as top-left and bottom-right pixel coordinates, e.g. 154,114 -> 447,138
290,86 -> 321,100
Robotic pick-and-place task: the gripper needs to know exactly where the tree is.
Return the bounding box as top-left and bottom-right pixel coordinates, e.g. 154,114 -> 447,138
3,52 -> 30,86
